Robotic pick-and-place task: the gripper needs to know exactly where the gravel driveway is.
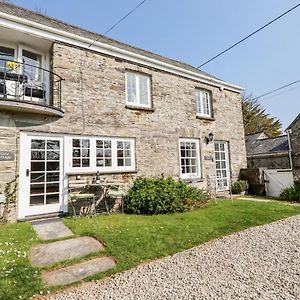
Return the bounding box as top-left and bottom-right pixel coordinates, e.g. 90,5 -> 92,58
46,216 -> 300,300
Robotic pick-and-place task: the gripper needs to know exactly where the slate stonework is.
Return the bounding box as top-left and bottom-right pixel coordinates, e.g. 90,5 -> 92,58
290,118 -> 300,183
0,42 -> 247,221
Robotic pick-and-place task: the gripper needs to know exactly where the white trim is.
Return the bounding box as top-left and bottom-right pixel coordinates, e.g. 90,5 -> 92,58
65,135 -> 136,174
18,132 -> 67,219
0,11 -> 243,93
214,141 -> 230,191
195,89 -> 212,118
179,138 -> 201,180
125,71 -> 151,108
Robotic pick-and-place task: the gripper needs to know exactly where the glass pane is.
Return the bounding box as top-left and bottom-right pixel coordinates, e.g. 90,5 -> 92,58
46,172 -> 59,182
31,161 -> 45,171
214,143 -> 219,151
30,183 -> 44,195
96,149 -> 103,157
215,152 -> 220,160
125,158 -> 131,166
118,159 -> 124,166
46,194 -> 59,204
22,49 -> 41,81
117,149 -> 124,158
82,139 -> 90,148
220,144 -> 225,151
117,141 -> 123,148
104,149 -> 111,157
30,195 -> 44,206
139,75 -> 149,105
31,140 -> 45,149
96,140 -> 103,148
221,161 -> 226,169
0,46 -> 14,72
47,162 -> 59,171
47,140 -> 59,150
31,172 -> 45,183
47,151 -> 59,161
220,153 -> 225,160
82,149 -> 90,158
82,159 -> 90,167
31,150 -> 45,160
105,159 -> 112,167
104,141 -> 111,148
126,73 -> 137,103
46,183 -> 59,194
191,166 -> 196,173
97,159 -> 104,167
73,159 -> 80,167
73,139 -> 80,147
73,149 -> 80,157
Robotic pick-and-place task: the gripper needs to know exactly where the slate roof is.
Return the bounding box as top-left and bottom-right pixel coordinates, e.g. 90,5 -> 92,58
245,134 -> 289,156
287,113 -> 300,130
0,2 -> 226,83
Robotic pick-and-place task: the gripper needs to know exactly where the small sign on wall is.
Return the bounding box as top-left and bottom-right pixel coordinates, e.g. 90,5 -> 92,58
204,155 -> 214,161
0,151 -> 15,161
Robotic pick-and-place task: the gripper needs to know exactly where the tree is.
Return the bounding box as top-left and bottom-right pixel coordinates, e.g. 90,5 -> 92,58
242,94 -> 282,137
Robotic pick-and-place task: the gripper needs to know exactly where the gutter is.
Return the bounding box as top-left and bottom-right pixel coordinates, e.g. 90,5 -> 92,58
0,11 -> 243,93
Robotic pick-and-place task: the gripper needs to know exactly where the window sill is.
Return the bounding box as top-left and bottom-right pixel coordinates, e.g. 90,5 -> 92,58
196,115 -> 215,121
125,105 -> 155,112
180,177 -> 204,183
67,169 -> 137,175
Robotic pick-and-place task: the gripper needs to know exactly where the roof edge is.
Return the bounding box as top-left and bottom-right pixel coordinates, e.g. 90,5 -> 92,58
0,10 -> 243,93
286,113 -> 300,130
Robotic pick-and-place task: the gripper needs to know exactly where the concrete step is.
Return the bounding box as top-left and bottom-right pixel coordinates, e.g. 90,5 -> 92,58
21,212 -> 66,222
42,257 -> 116,286
31,219 -> 74,241
30,237 -> 104,267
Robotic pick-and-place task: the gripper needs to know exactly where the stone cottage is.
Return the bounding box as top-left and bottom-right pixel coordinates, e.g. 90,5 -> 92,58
287,113 -> 300,183
245,132 -> 291,169
0,2 -> 246,221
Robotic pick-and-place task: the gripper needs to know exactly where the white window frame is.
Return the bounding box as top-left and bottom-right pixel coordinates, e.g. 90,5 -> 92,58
125,71 -> 151,108
214,141 -> 230,191
179,138 -> 201,180
195,89 -> 212,118
66,136 -> 136,174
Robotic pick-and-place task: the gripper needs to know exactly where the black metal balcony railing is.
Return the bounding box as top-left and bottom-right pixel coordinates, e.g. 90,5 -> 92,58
0,59 -> 62,110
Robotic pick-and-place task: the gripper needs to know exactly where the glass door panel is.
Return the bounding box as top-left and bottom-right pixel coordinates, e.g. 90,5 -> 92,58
29,138 -> 61,206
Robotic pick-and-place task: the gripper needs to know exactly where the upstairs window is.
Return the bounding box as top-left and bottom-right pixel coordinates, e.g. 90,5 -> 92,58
0,46 -> 15,72
195,89 -> 212,117
126,71 -> 151,108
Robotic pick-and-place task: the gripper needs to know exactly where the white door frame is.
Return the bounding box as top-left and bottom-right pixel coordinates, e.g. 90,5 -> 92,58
18,132 -> 68,219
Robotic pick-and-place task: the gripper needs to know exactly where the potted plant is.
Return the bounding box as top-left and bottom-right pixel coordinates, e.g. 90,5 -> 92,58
231,180 -> 249,195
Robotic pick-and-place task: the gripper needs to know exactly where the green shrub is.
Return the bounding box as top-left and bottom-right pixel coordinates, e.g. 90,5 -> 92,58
124,176 -> 209,214
231,180 -> 249,194
279,184 -> 300,202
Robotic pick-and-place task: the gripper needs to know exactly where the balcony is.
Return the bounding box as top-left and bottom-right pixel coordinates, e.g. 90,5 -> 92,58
0,59 -> 63,117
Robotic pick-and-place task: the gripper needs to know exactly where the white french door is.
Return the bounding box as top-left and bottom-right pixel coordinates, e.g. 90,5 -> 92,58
18,133 -> 66,219
214,141 -> 230,191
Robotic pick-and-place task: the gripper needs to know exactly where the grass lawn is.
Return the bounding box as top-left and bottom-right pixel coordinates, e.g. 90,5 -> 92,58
1,199 -> 300,299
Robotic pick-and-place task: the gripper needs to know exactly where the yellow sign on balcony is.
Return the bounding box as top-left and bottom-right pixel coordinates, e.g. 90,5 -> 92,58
6,61 -> 20,71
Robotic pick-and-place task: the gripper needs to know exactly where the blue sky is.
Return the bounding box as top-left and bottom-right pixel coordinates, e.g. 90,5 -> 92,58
10,0 -> 300,129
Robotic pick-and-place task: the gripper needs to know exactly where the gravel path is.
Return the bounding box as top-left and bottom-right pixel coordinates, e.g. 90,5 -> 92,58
45,216 -> 300,300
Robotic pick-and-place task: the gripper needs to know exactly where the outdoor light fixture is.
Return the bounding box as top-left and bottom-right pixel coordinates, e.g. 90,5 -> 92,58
205,132 -> 214,144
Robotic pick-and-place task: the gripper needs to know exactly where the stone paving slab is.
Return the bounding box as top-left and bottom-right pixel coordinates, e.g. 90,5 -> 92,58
32,219 -> 74,241
30,237 -> 104,267
42,257 -> 116,286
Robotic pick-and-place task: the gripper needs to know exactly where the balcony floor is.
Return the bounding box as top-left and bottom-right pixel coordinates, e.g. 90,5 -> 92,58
0,99 -> 64,117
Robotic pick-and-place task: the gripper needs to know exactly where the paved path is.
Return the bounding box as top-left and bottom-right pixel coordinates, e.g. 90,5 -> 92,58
30,219 -> 115,286
45,216 -> 300,300
32,219 -> 74,241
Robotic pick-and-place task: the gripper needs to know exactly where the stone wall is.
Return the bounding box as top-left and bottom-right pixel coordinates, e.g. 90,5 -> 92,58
0,42 -> 247,220
247,154 -> 290,170
290,118 -> 300,183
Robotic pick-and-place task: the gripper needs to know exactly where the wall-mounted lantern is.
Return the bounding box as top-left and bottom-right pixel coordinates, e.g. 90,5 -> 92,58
205,132 -> 214,144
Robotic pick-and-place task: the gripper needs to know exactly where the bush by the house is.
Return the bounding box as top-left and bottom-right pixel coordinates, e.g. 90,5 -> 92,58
231,180 -> 249,194
123,176 -> 209,215
279,184 -> 300,202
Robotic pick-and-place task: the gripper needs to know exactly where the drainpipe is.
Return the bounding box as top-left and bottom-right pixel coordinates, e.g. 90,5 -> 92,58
287,129 -> 293,170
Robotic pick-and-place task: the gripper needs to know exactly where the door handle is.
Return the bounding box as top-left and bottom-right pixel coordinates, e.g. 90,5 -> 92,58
26,169 -> 30,177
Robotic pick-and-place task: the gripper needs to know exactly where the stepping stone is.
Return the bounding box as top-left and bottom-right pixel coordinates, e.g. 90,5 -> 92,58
31,219 -> 74,241
30,237 -> 104,267
42,256 -> 116,286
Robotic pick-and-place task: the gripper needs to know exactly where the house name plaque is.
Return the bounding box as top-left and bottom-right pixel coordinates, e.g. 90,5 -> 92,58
0,151 -> 15,161
204,155 -> 214,161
